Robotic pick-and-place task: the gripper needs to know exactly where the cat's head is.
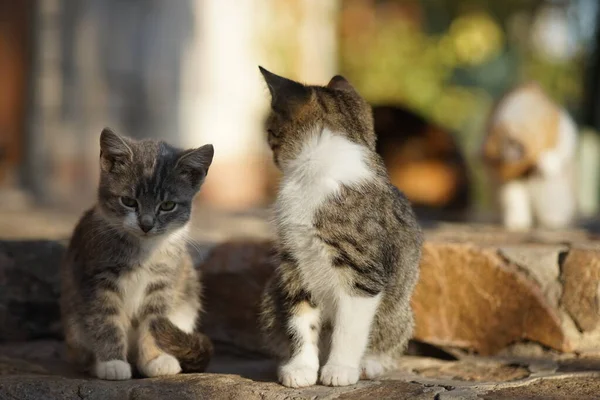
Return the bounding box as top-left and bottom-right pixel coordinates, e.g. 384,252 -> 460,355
259,67 -> 375,169
482,81 -> 558,181
97,128 -> 214,237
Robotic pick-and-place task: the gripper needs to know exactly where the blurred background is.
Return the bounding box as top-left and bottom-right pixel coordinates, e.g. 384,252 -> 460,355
2,0 -> 600,237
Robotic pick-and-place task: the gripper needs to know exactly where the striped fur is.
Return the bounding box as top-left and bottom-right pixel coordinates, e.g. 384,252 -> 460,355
60,129 -> 214,380
257,68 -> 422,388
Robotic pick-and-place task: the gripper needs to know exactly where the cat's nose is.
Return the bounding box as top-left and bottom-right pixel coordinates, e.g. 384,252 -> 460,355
139,215 -> 155,233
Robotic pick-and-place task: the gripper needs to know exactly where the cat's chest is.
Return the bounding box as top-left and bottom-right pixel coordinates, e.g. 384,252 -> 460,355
119,268 -> 155,319
118,247 -> 177,319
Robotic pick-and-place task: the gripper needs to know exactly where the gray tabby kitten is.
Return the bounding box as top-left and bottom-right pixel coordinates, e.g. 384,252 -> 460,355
61,129 -> 214,380
258,67 -> 423,388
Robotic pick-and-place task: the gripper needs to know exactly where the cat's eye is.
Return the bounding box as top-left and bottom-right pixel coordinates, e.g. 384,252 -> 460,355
159,201 -> 176,212
120,197 -> 138,208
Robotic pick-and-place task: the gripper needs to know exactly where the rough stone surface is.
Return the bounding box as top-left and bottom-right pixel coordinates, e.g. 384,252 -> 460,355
561,248 -> 600,332
413,243 -> 568,354
499,245 -> 566,307
3,340 -> 600,399
3,223 -> 600,398
3,225 -> 600,355
201,239 -> 274,352
0,240 -> 64,341
481,376 -> 600,400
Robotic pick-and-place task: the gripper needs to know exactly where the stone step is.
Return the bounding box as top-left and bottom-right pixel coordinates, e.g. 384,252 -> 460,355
200,225 -> 600,356
1,224 -> 600,357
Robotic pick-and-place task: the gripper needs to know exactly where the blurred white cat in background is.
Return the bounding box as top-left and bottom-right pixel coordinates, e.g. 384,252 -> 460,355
482,82 -> 581,231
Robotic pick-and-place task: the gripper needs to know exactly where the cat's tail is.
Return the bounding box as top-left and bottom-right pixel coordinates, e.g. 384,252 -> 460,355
150,317 -> 214,373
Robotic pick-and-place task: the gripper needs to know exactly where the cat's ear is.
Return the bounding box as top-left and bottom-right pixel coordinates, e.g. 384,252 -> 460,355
99,128 -> 133,172
327,75 -> 355,92
259,66 -> 310,115
176,144 -> 214,187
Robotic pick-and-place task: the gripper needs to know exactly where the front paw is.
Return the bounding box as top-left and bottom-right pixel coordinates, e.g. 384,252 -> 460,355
139,353 -> 181,377
94,359 -> 132,380
278,362 -> 318,388
320,364 -> 359,386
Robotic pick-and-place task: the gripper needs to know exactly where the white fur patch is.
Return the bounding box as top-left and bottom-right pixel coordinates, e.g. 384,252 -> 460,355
500,180 -> 532,231
536,110 -> 577,177
168,303 -> 198,334
123,212 -> 140,233
278,363 -> 319,388
320,364 -> 360,387
529,172 -> 577,229
321,292 -> 381,386
139,353 -> 181,377
120,269 -> 154,320
323,293 -> 381,371
279,128 -> 374,213
493,88 -> 549,134
278,306 -> 320,388
94,359 -> 132,380
530,110 -> 578,229
360,357 -> 385,380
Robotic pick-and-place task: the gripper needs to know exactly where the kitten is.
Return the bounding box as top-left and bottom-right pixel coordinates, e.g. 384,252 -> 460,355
60,129 -> 214,380
257,68 -> 422,388
482,82 -> 578,230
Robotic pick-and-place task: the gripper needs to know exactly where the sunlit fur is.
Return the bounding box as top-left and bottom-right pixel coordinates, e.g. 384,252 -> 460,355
258,68 -> 422,388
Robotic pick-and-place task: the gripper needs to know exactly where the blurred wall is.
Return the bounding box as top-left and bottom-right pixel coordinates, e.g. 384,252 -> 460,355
22,0 -> 339,211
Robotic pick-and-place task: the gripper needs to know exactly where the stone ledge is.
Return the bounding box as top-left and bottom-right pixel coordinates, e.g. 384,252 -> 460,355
200,225 -> 600,356
3,341 -> 600,399
3,225 -> 600,356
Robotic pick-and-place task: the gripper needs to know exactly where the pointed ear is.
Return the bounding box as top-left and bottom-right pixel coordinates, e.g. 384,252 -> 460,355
327,75 -> 355,92
99,128 -> 133,172
176,144 -> 214,187
259,66 -> 310,115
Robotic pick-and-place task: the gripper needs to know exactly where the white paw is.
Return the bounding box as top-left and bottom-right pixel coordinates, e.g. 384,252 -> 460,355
140,353 -> 181,378
320,364 -> 359,386
360,357 -> 385,380
278,363 -> 318,388
94,359 -> 132,380
504,213 -> 532,231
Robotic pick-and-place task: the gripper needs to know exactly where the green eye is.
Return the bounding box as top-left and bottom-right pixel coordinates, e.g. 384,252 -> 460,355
120,197 -> 137,208
160,201 -> 176,211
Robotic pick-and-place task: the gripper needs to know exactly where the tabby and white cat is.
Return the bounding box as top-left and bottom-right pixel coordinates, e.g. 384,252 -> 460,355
482,82 -> 578,230
257,68 -> 422,388
60,129 -> 214,380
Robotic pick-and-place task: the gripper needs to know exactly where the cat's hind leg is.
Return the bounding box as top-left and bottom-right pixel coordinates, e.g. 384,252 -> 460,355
259,274 -> 321,388
360,304 -> 413,380
360,269 -> 417,381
